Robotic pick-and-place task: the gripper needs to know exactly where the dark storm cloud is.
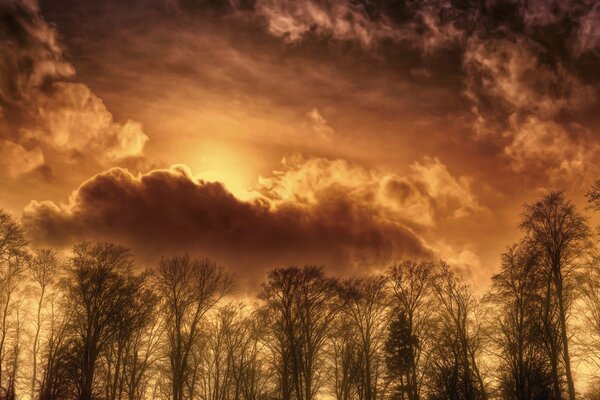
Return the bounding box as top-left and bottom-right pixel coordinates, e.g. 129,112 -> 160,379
21,154 -> 485,280
21,164 -> 436,280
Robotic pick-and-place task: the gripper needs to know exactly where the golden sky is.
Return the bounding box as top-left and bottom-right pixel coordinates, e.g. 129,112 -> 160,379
2,0 -> 600,289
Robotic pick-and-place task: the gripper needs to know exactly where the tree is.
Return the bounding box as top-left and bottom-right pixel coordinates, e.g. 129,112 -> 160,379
193,303 -> 270,400
340,276 -> 389,400
198,305 -> 240,400
0,210 -> 28,397
588,180 -> 600,210
156,255 -> 232,400
120,295 -> 164,400
520,191 -> 591,400
100,277 -> 158,400
386,311 -> 418,400
29,248 -> 61,400
260,266 -> 340,400
428,263 -> 486,400
67,242 -> 145,400
214,305 -> 271,400
387,261 -> 436,400
487,243 -> 554,400
329,315 -> 359,400
38,293 -> 78,400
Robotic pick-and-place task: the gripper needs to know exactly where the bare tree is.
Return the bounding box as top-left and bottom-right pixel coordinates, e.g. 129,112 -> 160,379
588,180 -> 600,210
520,191 -> 591,400
5,303 -> 23,400
260,266 -> 340,400
121,299 -> 164,400
340,276 -> 389,400
38,291 -> 77,400
156,255 -> 232,400
194,303 -> 268,400
386,261 -> 436,400
101,277 -> 158,400
487,243 -> 554,399
67,242 -> 145,400
234,315 -> 272,400
428,263 -> 487,400
198,306 -> 237,400
28,248 -> 61,400
329,315 -> 359,400
257,295 -> 294,400
0,210 -> 28,397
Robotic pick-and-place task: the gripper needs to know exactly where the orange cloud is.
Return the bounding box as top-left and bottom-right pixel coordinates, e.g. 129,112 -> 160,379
0,140 -> 44,178
259,155 -> 481,228
21,156 -> 482,283
503,116 -> 599,183
21,164 -> 431,282
0,0 -> 147,179
255,0 -> 463,51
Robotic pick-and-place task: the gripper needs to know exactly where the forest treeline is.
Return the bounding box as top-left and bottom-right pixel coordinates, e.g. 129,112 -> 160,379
1,186 -> 600,400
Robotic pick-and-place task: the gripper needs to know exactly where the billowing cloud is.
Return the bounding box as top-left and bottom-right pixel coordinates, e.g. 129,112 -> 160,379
464,38 -> 595,122
434,240 -> 484,283
21,156 -> 480,280
259,155 -> 480,228
254,0 -> 463,50
255,0 -> 399,46
22,82 -> 147,160
464,37 -> 598,182
503,116 -> 599,183
0,0 -> 148,179
252,0 -> 600,184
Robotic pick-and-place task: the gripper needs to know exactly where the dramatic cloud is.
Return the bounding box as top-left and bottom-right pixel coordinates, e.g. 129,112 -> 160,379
254,0 -> 464,50
0,0 -> 148,178
259,155 -> 480,228
464,38 -> 595,121
22,82 -> 147,160
252,0 -> 600,184
21,156 -> 480,280
255,0 -> 400,46
503,116 -> 600,183
464,37 -> 599,182
4,0 -> 600,289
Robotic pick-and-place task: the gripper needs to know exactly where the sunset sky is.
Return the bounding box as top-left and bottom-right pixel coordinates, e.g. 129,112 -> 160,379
2,0 -> 600,289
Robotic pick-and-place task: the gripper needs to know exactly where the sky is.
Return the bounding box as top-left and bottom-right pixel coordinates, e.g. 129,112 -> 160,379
1,0 -> 600,289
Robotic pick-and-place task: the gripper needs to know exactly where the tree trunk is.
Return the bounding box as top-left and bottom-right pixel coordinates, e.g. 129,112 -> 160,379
31,286 -> 45,400
555,271 -> 576,400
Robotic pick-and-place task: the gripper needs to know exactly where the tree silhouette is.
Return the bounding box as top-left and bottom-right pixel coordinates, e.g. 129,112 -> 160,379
260,266 -> 340,400
28,249 -> 61,400
340,276 -> 389,400
520,191 -> 591,400
487,243 -> 554,399
588,180 -> 600,210
385,310 -> 418,400
428,263 -> 487,400
0,210 -> 28,397
387,261 -> 436,400
67,242 -> 145,400
156,255 -> 231,400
